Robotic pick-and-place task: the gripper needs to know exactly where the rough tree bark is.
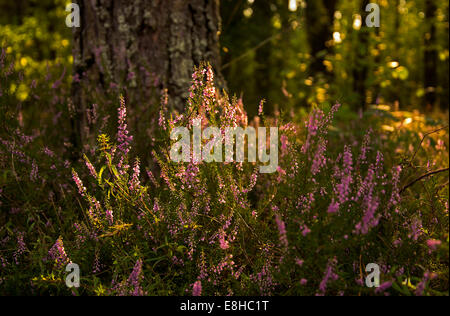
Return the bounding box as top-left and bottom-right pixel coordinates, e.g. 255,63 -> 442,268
71,0 -> 223,151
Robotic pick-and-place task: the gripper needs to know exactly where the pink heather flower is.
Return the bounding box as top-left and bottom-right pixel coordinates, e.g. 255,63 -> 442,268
275,214 -> 288,249
258,99 -> 265,116
203,65 -> 216,108
375,281 -> 392,294
327,200 -> 340,214
426,239 -> 442,252
72,170 -> 86,196
128,259 -> 145,296
48,237 -> 70,268
243,170 -> 258,193
159,89 -> 168,130
146,169 -> 158,187
219,231 -> 230,250
408,218 -> 423,241
302,104 -> 340,154
117,96 -> 133,162
92,252 -> 101,274
374,151 -> 384,175
129,159 -> 141,192
193,280 -> 202,296
112,259 -> 145,296
13,232 -> 27,265
311,139 -> 327,175
158,109 -> 166,130
358,130 -> 371,163
51,66 -> 66,89
43,147 -> 55,157
302,110 -> 323,154
388,165 -> 402,209
335,146 -> 354,204
295,258 -> 304,267
30,160 -> 38,182
0,256 -> 8,268
153,199 -> 161,214
83,155 -> 97,178
280,134 -> 288,156
105,209 -> 114,225
319,258 -> 339,294
355,197 -> 380,235
302,226 -> 311,237
300,279 -> 308,285
343,146 -> 353,172
127,71 -> 135,81
435,139 -> 446,151
414,272 -> 436,296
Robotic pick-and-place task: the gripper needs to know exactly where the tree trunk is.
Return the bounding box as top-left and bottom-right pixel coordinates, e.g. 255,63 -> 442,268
424,0 -> 438,111
71,0 -> 222,151
352,0 -> 370,110
304,0 -> 337,76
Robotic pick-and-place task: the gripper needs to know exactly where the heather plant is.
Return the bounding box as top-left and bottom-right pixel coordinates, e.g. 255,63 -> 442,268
0,51 -> 448,296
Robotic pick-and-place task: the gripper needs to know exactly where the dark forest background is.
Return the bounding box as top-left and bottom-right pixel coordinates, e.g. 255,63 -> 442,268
1,0 -> 448,117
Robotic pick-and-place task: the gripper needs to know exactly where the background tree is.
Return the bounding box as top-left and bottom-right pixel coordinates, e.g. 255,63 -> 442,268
424,0 -> 438,111
1,0 -> 448,116
71,0 -> 223,147
304,0 -> 337,77
352,0 -> 370,110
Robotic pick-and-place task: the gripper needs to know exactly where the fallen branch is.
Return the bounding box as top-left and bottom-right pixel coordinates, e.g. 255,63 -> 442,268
409,125 -> 449,166
400,168 -> 450,194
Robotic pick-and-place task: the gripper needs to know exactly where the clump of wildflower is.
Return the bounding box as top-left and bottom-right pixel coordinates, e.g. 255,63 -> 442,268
355,196 -> 380,234
117,96 -> 133,172
336,146 -> 354,204
250,260 -> 276,296
72,170 -> 87,196
375,281 -> 393,294
408,218 -> 423,241
42,147 -> 55,157
388,165 -> 402,210
219,230 -> 230,250
275,214 -> 288,249
13,232 -> 27,265
415,271 -> 437,296
426,239 -> 442,253
311,139 -> 327,175
48,237 -> 70,269
258,99 -> 265,116
105,209 -> 114,226
243,169 -> 258,193
0,256 -> 8,268
193,280 -> 202,296
358,130 -> 372,164
93,252 -> 102,274
83,154 -> 97,178
114,259 -> 145,296
129,159 -> 141,192
327,200 -> 340,214
159,89 -> 168,130
318,258 -> 339,295
30,160 -> 38,182
128,259 -> 145,296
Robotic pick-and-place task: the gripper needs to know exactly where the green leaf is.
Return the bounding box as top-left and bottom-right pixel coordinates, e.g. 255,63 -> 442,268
98,165 -> 106,185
